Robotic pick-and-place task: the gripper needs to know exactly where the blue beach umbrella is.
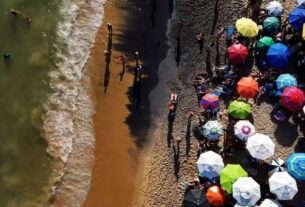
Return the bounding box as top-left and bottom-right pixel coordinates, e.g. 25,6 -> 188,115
266,43 -> 291,68
287,153 -> 305,181
203,120 -> 223,141
276,74 -> 297,90
289,5 -> 305,32
266,1 -> 283,17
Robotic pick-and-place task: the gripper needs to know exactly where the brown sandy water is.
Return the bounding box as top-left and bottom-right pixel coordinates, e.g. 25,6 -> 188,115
83,0 -> 169,206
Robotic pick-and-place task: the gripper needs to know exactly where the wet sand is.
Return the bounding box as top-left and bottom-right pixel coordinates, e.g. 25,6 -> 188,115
83,0 -> 169,206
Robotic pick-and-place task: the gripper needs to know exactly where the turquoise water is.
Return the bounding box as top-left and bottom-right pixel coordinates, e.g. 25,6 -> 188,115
0,0 -> 60,206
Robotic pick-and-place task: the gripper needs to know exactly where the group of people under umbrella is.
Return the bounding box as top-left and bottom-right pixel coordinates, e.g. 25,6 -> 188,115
183,0 -> 305,206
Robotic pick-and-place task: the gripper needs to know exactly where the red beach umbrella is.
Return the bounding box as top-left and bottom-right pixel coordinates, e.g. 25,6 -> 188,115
237,77 -> 259,99
281,86 -> 305,111
227,44 -> 249,64
206,186 -> 225,206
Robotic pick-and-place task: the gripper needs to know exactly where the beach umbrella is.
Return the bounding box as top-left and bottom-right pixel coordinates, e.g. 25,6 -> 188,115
266,43 -> 291,68
259,199 -> 282,207
256,36 -> 275,54
236,17 -> 259,38
233,177 -> 261,206
296,0 -> 305,6
269,172 -> 298,200
276,74 -> 297,91
234,204 -> 257,207
246,133 -> 275,160
206,186 -> 225,206
197,151 -> 224,179
234,120 -> 256,141
268,157 -> 286,174
183,188 -> 210,207
229,100 -> 251,119
281,86 -> 305,111
266,1 -> 283,17
289,5 -> 305,32
201,94 -> 219,111
237,77 -> 259,99
263,17 -> 280,35
203,120 -> 223,141
287,153 -> 305,181
220,164 -> 248,193
228,44 -> 249,64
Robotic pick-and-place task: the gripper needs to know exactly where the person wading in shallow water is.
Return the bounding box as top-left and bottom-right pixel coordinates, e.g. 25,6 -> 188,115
8,9 -> 31,24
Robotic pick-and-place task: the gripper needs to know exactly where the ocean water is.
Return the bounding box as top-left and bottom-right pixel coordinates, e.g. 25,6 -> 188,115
0,0 -> 60,206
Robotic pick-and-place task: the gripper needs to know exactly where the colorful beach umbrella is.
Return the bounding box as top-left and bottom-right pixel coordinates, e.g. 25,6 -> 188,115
269,172 -> 298,200
233,177 -> 261,206
266,43 -> 291,68
206,186 -> 225,206
201,94 -> 219,111
203,121 -> 223,141
228,44 -> 249,64
276,74 -> 297,90
281,86 -> 305,111
234,120 -> 256,141
220,164 -> 248,193
183,188 -> 210,207
237,77 -> 259,99
266,1 -> 283,17
229,100 -> 251,119
287,153 -> 305,181
289,5 -> 305,32
246,133 -> 275,160
259,199 -> 282,207
263,17 -> 280,35
268,157 -> 286,174
256,36 -> 275,54
197,151 -> 224,179
236,17 -> 259,38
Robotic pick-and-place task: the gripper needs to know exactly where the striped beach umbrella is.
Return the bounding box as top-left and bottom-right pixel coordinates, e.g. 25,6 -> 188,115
201,94 -> 219,111
269,172 -> 298,200
268,157 -> 286,174
276,74 -> 297,90
228,44 -> 249,64
197,151 -> 224,179
289,5 -> 305,32
236,17 -> 259,38
229,100 -> 251,119
203,120 -> 223,141
220,164 -> 248,193
234,120 -> 256,141
266,43 -> 291,69
281,86 -> 305,111
287,153 -> 305,181
237,77 -> 259,99
266,1 -> 283,17
246,133 -> 275,160
233,177 -> 261,206
206,186 -> 225,206
259,199 -> 282,207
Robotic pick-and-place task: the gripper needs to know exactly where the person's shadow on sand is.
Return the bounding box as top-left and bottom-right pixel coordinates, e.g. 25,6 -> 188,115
185,118 -> 191,157
104,33 -> 113,93
167,112 -> 175,148
175,37 -> 181,67
173,141 -> 180,181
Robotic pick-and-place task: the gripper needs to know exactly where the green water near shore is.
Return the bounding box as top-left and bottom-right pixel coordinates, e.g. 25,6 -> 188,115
0,1 -> 60,206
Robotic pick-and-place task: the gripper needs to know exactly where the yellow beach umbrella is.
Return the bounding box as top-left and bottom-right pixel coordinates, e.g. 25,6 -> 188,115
302,23 -> 305,40
236,17 -> 259,38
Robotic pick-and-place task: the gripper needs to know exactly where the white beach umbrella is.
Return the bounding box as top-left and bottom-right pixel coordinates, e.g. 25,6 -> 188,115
269,172 -> 298,200
266,1 -> 283,17
196,150 -> 224,180
203,120 -> 223,141
303,105 -> 305,114
233,177 -> 261,206
246,133 -> 275,160
259,199 -> 282,207
268,157 -> 286,174
295,0 -> 305,6
235,205 -> 258,207
234,120 -> 256,141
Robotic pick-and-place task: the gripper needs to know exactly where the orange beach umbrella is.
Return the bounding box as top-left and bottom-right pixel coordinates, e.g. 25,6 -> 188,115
237,77 -> 259,99
206,186 -> 225,206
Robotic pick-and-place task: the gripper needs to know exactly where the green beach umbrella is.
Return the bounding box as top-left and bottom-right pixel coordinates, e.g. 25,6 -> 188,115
256,36 -> 275,54
263,17 -> 280,35
229,100 -> 251,119
220,164 -> 248,193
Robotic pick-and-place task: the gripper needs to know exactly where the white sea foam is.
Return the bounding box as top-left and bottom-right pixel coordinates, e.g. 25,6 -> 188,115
42,0 -> 106,206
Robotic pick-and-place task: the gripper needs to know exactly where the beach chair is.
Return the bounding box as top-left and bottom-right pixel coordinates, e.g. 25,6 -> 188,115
273,109 -> 287,122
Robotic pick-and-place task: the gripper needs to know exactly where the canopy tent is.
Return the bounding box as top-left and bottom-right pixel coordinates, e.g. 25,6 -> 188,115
237,77 -> 259,99
234,120 -> 256,141
201,94 -> 219,111
183,189 -> 211,207
197,151 -> 224,180
281,86 -> 305,111
268,157 -> 286,174
263,17 -> 280,35
246,133 -> 275,160
206,186 -> 225,206
229,100 -> 251,119
203,121 -> 223,141
289,5 -> 305,32
266,43 -> 291,69
287,153 -> 305,181
266,1 -> 283,17
269,172 -> 298,200
233,177 -> 261,206
220,164 -> 248,193
228,44 -> 249,64
236,17 -> 259,38
276,74 -> 297,91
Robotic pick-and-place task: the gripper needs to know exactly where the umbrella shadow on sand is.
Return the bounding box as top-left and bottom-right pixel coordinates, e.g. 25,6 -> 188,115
274,122 -> 298,147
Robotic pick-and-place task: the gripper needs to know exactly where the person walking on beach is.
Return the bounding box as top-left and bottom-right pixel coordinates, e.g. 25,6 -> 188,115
107,23 -> 112,36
